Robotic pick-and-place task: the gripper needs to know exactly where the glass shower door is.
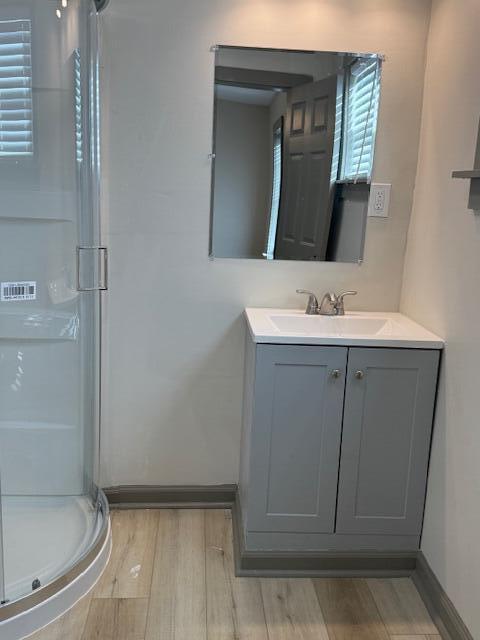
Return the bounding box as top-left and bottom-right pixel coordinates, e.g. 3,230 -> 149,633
0,0 -> 103,606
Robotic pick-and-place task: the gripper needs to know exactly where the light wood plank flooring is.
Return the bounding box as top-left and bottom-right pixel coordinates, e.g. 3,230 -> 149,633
28,509 -> 441,640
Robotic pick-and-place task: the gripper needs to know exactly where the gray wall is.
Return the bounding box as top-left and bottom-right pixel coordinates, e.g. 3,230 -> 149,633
212,99 -> 270,258
401,0 -> 480,636
99,0 -> 431,487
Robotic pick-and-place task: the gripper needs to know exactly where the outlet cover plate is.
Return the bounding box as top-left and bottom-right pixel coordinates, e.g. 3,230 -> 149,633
368,183 -> 391,218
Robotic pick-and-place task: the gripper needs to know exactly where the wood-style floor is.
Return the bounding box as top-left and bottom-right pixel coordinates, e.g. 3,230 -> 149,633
29,509 -> 441,640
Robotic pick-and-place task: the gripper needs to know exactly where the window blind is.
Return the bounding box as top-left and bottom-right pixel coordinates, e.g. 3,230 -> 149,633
341,58 -> 380,180
0,19 -> 33,158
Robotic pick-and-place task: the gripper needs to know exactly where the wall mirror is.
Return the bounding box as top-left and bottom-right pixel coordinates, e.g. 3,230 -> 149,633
209,45 -> 383,262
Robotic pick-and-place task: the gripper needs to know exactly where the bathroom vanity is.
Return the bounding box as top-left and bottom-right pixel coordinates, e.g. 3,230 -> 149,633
238,308 -> 444,557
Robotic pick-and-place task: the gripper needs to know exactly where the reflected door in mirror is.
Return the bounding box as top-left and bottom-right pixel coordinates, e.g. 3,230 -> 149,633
275,76 -> 337,260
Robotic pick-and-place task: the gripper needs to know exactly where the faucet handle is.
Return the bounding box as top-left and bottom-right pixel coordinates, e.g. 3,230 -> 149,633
338,291 -> 357,301
296,289 -> 316,296
296,289 -> 319,315
336,291 -> 357,315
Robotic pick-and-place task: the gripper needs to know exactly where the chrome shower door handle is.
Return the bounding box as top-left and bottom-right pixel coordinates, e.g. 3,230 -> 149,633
101,246 -> 108,291
76,246 -> 108,292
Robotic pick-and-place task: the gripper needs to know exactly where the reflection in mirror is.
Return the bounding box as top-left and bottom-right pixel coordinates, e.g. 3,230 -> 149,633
209,46 -> 382,262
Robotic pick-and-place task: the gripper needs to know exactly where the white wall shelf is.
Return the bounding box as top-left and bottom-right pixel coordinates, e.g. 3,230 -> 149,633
451,170 -> 480,179
0,216 -> 74,223
0,310 -> 79,341
0,192 -> 76,223
452,118 -> 480,210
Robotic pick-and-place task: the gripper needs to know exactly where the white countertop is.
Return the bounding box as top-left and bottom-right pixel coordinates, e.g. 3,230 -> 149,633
245,308 -> 444,349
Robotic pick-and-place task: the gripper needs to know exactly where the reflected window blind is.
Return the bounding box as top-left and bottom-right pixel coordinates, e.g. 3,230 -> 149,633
341,59 -> 379,180
330,85 -> 343,183
265,123 -> 283,260
0,19 -> 33,157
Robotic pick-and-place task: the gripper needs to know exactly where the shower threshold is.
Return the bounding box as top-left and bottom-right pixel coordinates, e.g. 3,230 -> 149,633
3,495 -> 97,601
0,491 -> 110,640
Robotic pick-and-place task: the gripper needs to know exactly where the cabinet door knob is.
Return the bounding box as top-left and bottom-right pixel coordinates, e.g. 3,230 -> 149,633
355,370 -> 365,379
331,369 -> 342,379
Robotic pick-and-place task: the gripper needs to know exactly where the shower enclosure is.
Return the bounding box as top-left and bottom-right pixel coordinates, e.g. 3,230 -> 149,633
0,0 -> 109,631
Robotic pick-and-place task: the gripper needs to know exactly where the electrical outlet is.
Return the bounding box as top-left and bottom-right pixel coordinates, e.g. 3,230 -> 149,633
368,183 -> 391,218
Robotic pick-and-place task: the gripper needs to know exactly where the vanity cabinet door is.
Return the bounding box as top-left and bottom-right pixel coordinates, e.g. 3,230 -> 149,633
336,348 -> 440,536
248,344 -> 347,534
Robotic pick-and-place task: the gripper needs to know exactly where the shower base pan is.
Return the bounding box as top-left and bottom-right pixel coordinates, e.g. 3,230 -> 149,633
0,491 -> 111,640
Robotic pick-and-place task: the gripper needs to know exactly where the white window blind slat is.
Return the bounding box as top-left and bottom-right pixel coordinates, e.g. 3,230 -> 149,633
0,79 -> 31,89
0,70 -> 31,80
0,19 -> 33,157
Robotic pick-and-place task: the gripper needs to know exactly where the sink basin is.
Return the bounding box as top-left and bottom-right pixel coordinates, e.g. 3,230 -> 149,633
270,314 -> 395,337
245,308 -> 444,349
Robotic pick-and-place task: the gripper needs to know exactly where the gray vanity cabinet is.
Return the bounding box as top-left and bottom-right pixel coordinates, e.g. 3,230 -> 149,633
336,348 -> 440,536
247,344 -> 347,534
240,339 -> 440,552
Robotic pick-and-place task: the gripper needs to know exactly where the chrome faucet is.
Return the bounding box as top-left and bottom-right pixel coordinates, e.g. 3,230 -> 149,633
319,292 -> 337,316
297,289 -> 357,316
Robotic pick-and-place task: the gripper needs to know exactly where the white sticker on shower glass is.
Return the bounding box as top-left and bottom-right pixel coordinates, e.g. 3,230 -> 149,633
1,281 -> 37,301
